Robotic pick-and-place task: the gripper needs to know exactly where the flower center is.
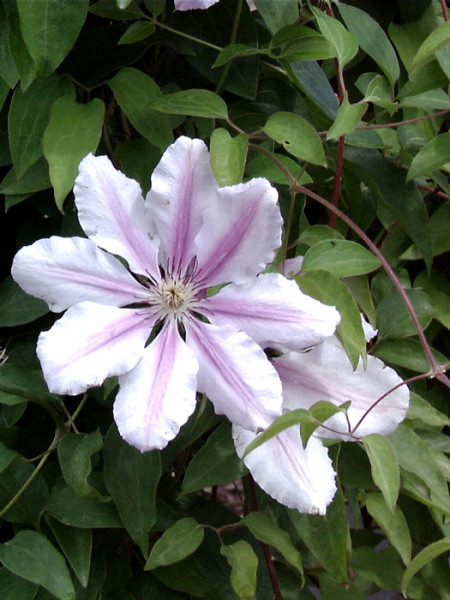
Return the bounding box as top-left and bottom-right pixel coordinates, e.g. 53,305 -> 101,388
155,277 -> 196,317
161,280 -> 187,309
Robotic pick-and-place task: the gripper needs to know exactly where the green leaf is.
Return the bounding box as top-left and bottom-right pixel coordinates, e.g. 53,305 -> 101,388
108,67 -> 172,150
0,158 -> 51,197
298,225 -> 344,247
0,442 -> 17,473
339,3 -> 400,86
362,434 -> 400,513
242,512 -> 303,577
242,409 -> 313,459
402,538 -> 450,596
302,401 -> 350,447
389,426 -> 450,512
0,4 -> 19,87
253,0 -> 299,34
407,133 -> 450,181
16,0 -> 88,76
149,89 -> 228,120
270,25 -> 337,62
375,338 -> 448,373
8,74 -> 74,178
400,88 -> 450,111
0,569 -> 38,600
210,129 -> 247,186
245,151 -> 312,186
302,240 -> 380,278
287,486 -> 349,582
47,482 -> 122,529
145,518 -> 204,570
0,530 -> 75,600
310,6 -> 358,67
263,112 -> 326,166
181,422 -> 246,495
376,289 -> 433,340
365,493 -> 411,565
118,21 -> 155,45
0,276 -> 48,326
297,271 -> 366,367
327,95 -> 367,140
342,275 -> 376,327
411,20 -> 450,75
413,269 -> 450,329
401,202 -> 450,259
407,393 -> 450,428
344,147 -> 433,270
358,74 -> 398,115
114,137 -> 162,194
46,517 -> 92,588
286,60 -> 338,121
220,541 -> 258,600
58,431 -> 106,502
0,363 -> 59,406
43,96 -> 104,210
319,574 -> 364,600
103,425 -> 161,555
212,43 -> 259,68
0,458 -> 49,525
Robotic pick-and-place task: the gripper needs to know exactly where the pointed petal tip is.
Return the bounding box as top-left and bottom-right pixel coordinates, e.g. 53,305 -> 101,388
234,425 -> 337,515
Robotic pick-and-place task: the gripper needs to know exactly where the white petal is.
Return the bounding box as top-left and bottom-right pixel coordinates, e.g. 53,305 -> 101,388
37,302 -> 153,395
186,320 -> 282,431
145,137 -> 218,275
201,273 -> 340,351
233,425 -> 336,515
74,154 -> 160,279
12,236 -> 148,312
195,178 -> 282,287
273,338 -> 409,439
175,0 -> 220,10
361,315 -> 378,342
114,320 -> 199,452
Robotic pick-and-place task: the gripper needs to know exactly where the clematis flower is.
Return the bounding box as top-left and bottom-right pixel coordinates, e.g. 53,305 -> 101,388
12,136 -> 340,453
234,334 -> 409,514
175,0 -> 256,11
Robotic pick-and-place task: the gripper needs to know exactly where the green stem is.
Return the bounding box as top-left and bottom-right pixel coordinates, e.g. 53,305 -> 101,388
214,0 -> 243,94
0,430 -> 61,519
150,17 -> 222,51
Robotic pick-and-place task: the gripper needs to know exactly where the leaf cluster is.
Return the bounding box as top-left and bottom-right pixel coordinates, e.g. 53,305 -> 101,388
0,0 -> 449,599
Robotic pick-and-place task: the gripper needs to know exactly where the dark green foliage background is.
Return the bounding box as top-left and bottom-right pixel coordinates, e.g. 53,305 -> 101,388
0,1 -> 449,599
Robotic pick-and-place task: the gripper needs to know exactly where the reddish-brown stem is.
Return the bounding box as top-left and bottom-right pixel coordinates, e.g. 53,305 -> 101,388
354,109 -> 449,130
329,134 -> 345,228
417,184 -> 449,201
316,109 -> 450,136
351,370 -> 447,435
247,475 -> 283,600
292,183 -> 450,389
441,0 -> 449,20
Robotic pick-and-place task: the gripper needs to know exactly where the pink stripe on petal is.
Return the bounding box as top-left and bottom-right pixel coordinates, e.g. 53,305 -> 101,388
195,178 -> 282,287
273,339 -> 409,439
114,320 -> 198,451
37,302 -> 153,395
12,236 -> 148,312
201,273 -> 340,351
233,424 -> 336,514
186,320 -> 282,431
145,137 -> 218,275
74,154 -> 160,280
